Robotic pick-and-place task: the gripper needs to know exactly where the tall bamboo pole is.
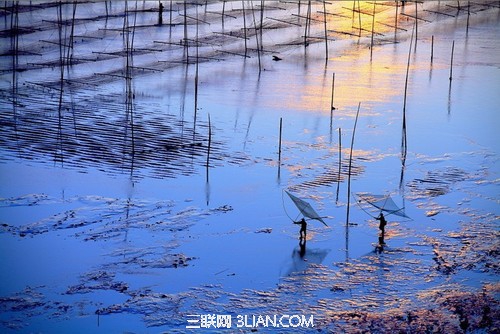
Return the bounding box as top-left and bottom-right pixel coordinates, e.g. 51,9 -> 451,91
323,0 -> 328,61
336,127 -> 342,204
346,102 -> 361,225
402,22 -> 415,161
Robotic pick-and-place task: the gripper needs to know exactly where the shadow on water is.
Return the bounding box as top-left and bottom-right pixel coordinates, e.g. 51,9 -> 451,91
281,239 -> 330,278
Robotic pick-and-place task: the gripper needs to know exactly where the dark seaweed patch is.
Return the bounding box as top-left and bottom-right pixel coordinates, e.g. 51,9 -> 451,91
0,286 -> 73,330
0,195 -> 221,242
426,216 -> 499,276
0,286 -> 45,313
66,271 -> 128,295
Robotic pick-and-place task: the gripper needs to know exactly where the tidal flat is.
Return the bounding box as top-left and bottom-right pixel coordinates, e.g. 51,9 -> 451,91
0,1 -> 499,332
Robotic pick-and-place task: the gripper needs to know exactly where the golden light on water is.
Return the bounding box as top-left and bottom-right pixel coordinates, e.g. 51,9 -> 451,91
266,1 -> 460,116
256,1 -> 417,115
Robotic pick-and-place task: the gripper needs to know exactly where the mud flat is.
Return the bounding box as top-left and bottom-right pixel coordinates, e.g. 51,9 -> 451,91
0,1 -> 499,332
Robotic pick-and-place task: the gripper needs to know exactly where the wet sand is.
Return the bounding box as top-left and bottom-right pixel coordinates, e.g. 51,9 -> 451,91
0,1 -> 499,332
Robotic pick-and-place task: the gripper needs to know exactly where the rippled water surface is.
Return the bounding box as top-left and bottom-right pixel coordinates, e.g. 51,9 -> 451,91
1,1 -> 499,332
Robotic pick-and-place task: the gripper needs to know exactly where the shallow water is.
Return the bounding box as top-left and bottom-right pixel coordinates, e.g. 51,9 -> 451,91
1,1 -> 499,332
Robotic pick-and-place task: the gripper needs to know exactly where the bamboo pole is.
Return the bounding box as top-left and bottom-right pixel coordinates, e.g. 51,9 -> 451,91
330,73 -> 335,135
206,113 -> 211,177
67,1 -> 77,65
370,1 -> 375,60
336,127 -> 341,204
158,1 -> 163,25
448,39 -> 455,115
394,0 -> 398,40
357,0 -> 361,37
194,4 -> 200,136
57,1 -> 65,164
352,0 -> 355,21
415,1 -> 418,43
304,0 -> 311,47
11,1 -> 19,127
131,1 -> 137,54
222,0 -> 226,29
431,35 -> 434,63
330,72 -> 336,111
346,102 -> 361,225
449,40 -> 455,81
122,0 -> 128,36
169,0 -> 173,26
260,0 -> 264,51
242,1 -> 247,57
323,0 -> 328,61
402,22 -> 415,161
278,117 -> 283,163
466,1 -> 470,33
183,1 -> 187,42
251,2 -> 261,71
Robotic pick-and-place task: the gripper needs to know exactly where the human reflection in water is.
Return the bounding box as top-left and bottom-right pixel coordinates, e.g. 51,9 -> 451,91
285,240 -> 329,277
299,238 -> 306,258
374,212 -> 387,253
375,235 -> 385,254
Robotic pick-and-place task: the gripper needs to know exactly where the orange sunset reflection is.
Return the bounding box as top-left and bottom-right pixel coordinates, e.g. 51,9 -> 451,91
262,1 -> 443,116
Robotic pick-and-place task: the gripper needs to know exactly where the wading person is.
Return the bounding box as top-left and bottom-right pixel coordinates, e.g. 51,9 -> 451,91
376,212 -> 387,238
294,218 -> 307,240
